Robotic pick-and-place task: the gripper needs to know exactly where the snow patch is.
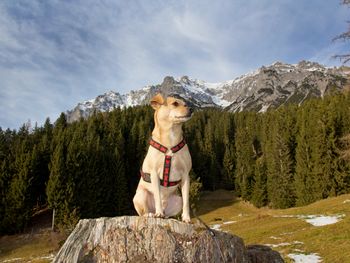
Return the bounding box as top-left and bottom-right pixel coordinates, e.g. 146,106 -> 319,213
264,241 -> 303,248
264,242 -> 292,248
222,220 -> 236,225
210,224 -> 221,230
210,220 -> 236,231
269,236 -> 282,240
288,253 -> 322,263
2,254 -> 55,263
275,214 -> 345,226
259,104 -> 270,113
2,258 -> 24,262
211,95 -> 232,107
298,214 -> 345,226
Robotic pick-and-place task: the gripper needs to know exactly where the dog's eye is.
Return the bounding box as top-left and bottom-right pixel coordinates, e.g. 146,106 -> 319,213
172,102 -> 179,107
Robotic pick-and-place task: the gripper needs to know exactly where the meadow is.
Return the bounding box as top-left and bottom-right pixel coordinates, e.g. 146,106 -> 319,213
1,190 -> 349,262
198,190 -> 350,263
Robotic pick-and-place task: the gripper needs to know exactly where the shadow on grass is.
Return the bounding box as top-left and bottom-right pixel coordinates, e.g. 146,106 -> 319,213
194,189 -> 239,217
0,209 -> 67,262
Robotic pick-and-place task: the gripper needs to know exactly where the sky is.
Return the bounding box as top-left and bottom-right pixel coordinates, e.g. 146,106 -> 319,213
0,0 -> 349,129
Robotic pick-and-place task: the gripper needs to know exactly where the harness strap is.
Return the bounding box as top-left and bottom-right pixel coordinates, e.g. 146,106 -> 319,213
140,170 -> 181,187
141,138 -> 186,187
149,138 -> 186,154
149,139 -> 168,153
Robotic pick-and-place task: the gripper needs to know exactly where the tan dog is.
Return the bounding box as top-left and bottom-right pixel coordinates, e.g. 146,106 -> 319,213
133,93 -> 193,223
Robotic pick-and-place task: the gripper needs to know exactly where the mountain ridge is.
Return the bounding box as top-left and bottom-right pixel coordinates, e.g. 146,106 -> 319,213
66,60 -> 349,123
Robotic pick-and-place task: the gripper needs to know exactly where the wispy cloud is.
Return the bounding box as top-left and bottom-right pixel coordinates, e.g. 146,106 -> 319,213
0,0 -> 348,129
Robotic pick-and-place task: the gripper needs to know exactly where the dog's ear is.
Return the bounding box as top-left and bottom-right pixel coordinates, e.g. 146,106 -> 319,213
150,93 -> 165,110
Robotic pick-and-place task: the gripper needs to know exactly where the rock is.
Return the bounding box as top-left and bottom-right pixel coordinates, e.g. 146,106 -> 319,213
53,216 -> 283,263
246,245 -> 284,263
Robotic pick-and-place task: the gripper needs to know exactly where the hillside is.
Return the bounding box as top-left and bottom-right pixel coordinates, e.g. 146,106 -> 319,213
2,92 -> 350,236
198,190 -> 350,263
1,191 -> 349,262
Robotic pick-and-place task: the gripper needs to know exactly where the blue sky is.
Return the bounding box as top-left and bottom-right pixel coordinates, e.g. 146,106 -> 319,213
0,0 -> 348,129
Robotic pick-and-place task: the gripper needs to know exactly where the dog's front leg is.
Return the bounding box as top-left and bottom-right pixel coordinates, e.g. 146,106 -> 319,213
150,170 -> 164,218
181,173 -> 191,223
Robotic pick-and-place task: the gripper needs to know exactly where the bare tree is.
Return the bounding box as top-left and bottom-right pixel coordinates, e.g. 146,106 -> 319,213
333,0 -> 350,63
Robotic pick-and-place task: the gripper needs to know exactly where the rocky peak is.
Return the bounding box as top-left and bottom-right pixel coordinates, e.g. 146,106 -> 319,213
297,60 -> 324,71
162,76 -> 177,86
180,75 -> 191,84
65,61 -> 348,123
53,216 -> 284,263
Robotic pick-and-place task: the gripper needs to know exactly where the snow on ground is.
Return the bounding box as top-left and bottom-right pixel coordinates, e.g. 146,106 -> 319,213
210,221 -> 236,231
2,258 -> 23,263
275,214 -> 345,226
264,242 -> 293,248
299,214 -> 345,226
222,220 -> 236,225
259,104 -> 270,113
211,95 -> 232,107
2,254 -> 55,263
210,224 -> 221,230
264,241 -> 303,248
288,253 -> 322,263
269,236 -> 282,240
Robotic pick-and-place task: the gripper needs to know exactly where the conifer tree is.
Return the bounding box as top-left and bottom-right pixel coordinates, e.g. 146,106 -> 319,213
251,157 -> 267,208
112,130 -> 129,214
265,107 -> 296,208
3,138 -> 34,232
46,129 -> 76,227
294,104 -> 315,205
222,144 -> 236,189
234,112 -> 258,200
268,133 -> 295,208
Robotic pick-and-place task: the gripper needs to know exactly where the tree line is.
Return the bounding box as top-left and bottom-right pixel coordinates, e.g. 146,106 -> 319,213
1,92 -> 350,234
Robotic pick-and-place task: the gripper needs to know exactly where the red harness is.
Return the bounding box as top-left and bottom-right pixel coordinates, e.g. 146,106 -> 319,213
140,138 -> 186,187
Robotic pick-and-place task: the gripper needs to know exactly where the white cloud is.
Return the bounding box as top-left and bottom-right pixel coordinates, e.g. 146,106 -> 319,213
0,0 -> 348,129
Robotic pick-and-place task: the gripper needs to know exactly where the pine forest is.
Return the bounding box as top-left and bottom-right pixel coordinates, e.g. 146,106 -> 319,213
1,92 -> 350,234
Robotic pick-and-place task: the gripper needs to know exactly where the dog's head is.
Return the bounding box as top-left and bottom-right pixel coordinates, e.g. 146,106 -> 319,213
150,93 -> 194,126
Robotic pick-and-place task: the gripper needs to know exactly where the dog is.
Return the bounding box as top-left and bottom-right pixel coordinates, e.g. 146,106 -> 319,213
133,93 -> 193,223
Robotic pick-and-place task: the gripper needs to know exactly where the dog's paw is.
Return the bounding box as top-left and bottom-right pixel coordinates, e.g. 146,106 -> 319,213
182,215 -> 191,223
154,212 -> 165,218
143,213 -> 155,218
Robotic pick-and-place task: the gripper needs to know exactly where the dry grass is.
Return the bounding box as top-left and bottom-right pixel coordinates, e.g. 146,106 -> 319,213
0,226 -> 67,263
196,191 -> 350,263
1,191 -> 349,262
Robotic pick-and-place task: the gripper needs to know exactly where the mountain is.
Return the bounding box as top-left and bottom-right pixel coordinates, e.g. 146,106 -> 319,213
66,61 -> 349,122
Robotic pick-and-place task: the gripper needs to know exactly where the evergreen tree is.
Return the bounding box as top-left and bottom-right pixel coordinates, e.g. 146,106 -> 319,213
222,144 -> 236,189
234,112 -> 259,200
46,129 -> 76,227
112,130 -> 129,214
3,138 -> 34,232
251,157 -> 267,208
267,132 -> 295,208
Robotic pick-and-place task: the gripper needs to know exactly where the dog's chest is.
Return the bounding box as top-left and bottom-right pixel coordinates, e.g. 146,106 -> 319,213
143,148 -> 191,181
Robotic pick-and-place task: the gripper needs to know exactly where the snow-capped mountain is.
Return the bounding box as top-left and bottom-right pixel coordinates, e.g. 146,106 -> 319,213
66,61 -> 348,122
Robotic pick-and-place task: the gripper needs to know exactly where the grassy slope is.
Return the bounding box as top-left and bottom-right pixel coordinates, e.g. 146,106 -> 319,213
0,230 -> 66,263
197,190 -> 350,263
1,191 -> 349,262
